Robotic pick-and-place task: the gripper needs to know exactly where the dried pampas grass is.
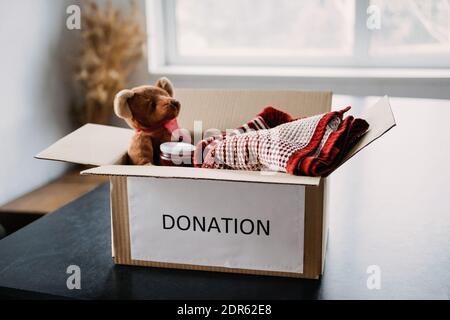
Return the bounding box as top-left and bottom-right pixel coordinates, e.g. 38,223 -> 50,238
74,0 -> 145,125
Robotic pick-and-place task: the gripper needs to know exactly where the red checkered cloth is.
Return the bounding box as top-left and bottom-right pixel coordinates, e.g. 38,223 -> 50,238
193,106 -> 369,177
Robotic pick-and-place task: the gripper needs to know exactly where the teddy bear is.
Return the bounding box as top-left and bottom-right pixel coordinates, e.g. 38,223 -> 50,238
113,77 -> 181,165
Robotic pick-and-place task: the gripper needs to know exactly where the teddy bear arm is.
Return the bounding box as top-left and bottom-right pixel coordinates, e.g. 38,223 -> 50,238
128,134 -> 154,165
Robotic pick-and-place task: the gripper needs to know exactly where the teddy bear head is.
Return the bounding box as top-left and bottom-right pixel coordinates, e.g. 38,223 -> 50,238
113,77 -> 180,131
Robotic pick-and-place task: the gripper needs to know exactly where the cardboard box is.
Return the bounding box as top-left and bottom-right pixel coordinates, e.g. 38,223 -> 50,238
36,90 -> 395,279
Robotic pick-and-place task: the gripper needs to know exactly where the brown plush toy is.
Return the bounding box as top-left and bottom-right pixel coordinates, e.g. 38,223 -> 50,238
114,77 -> 181,165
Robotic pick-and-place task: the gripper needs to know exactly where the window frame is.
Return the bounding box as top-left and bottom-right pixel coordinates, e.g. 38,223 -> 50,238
146,0 -> 450,72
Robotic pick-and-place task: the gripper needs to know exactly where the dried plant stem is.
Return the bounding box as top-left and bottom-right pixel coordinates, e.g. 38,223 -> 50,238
74,0 -> 145,125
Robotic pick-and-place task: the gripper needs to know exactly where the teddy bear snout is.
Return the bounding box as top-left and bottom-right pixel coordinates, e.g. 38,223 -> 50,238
169,99 -> 180,109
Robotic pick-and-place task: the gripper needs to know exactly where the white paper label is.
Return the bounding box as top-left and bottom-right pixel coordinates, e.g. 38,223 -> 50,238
127,177 -> 305,273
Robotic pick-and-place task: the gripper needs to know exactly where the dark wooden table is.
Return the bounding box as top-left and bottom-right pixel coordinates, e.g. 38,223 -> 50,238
0,96 -> 449,299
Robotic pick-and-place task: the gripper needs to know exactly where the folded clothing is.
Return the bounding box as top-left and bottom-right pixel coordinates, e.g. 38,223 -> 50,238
193,106 -> 369,177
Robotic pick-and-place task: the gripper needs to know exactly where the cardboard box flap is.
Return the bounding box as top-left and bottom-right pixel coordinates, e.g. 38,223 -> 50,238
36,124 -> 133,166
175,89 -> 332,132
340,96 -> 396,165
81,165 -> 321,186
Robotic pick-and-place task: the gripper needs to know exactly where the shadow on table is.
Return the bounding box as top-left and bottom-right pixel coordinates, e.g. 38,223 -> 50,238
99,265 -> 321,300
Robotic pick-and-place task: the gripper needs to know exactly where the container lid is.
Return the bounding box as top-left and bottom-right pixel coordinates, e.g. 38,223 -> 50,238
160,142 -> 196,156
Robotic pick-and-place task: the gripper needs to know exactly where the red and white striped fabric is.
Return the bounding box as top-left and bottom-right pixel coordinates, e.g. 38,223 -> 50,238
193,106 -> 369,177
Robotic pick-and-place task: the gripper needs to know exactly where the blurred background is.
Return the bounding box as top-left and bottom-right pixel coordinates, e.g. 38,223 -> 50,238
0,0 -> 449,237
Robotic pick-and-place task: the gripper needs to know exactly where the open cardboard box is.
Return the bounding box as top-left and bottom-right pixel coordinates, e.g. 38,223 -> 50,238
36,90 -> 395,279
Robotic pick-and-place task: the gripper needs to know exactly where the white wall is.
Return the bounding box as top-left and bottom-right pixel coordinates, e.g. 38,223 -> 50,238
0,0 -> 76,205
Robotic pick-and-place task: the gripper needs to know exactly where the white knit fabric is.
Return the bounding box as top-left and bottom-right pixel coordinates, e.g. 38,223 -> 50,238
205,112 -> 342,172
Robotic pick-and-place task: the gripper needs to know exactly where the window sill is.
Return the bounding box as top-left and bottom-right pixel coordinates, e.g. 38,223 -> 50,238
149,65 -> 450,80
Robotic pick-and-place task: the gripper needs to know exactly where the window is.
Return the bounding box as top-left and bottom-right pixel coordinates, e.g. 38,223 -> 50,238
148,0 -> 450,69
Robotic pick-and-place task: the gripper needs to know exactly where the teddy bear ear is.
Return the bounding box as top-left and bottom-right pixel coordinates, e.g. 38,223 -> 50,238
155,77 -> 174,97
114,89 -> 134,119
